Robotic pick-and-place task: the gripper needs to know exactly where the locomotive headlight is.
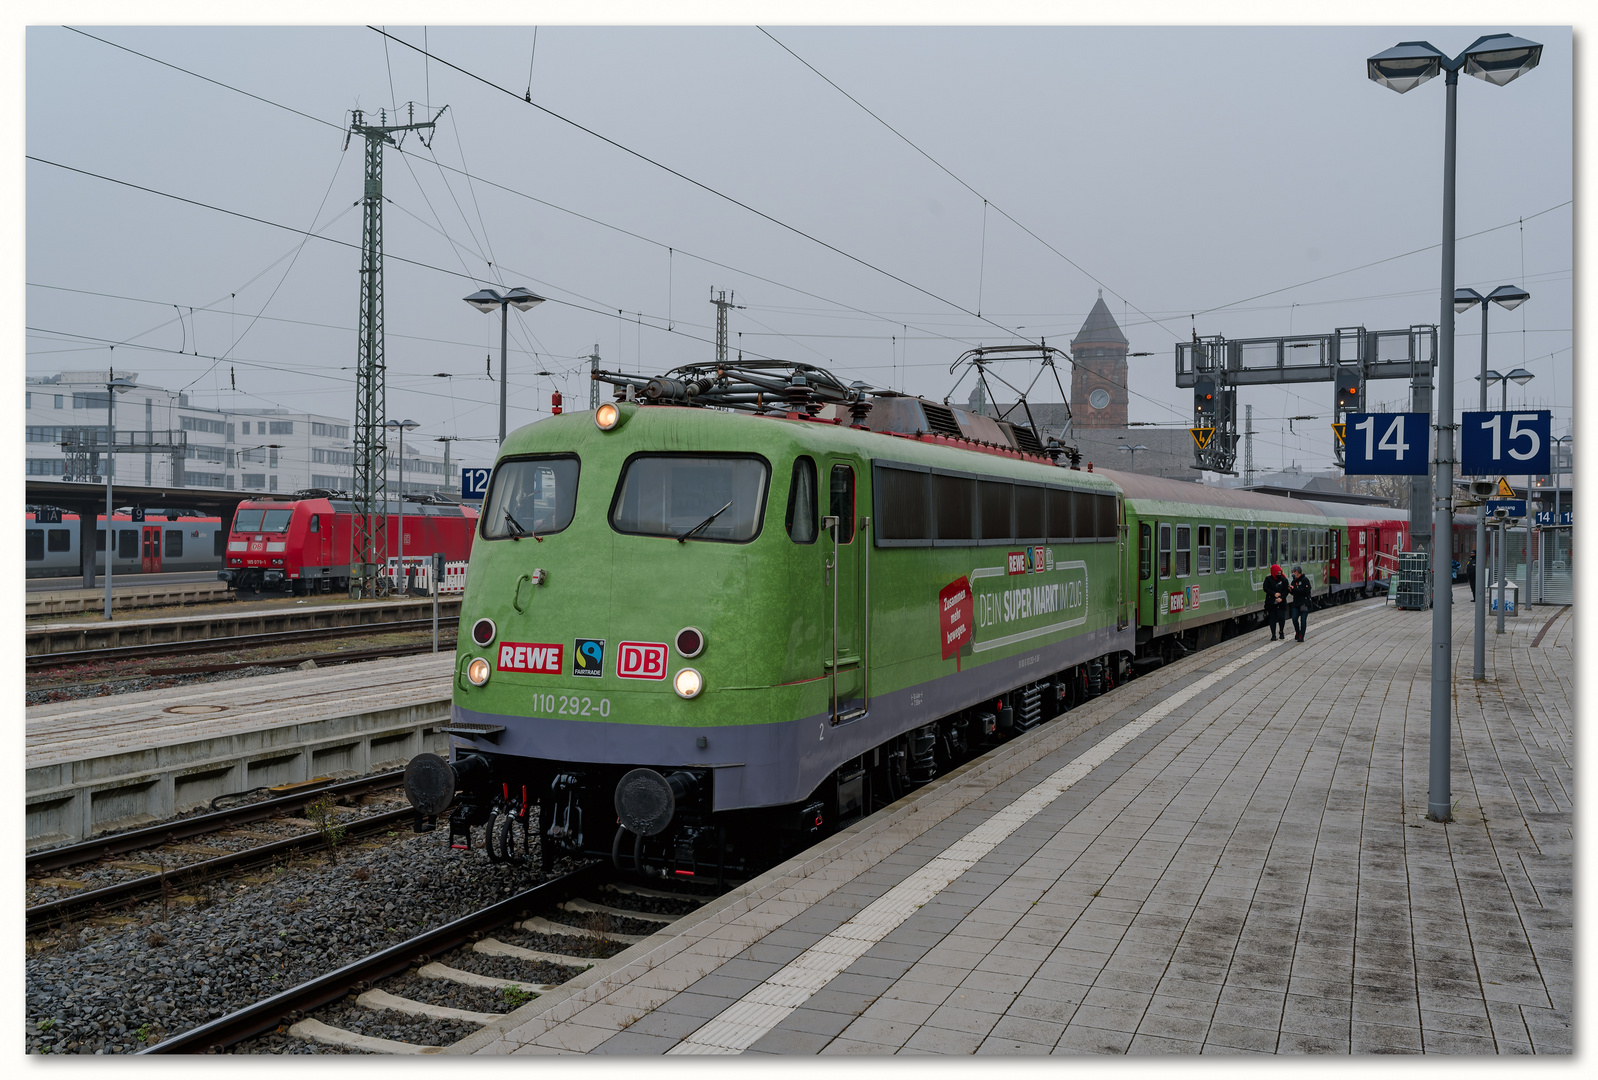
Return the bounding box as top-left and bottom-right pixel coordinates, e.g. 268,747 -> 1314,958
466,657 -> 492,686
595,402 -> 621,430
673,667 -> 704,700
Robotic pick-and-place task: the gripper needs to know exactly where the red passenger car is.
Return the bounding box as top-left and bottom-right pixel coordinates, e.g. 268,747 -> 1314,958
218,492 -> 479,594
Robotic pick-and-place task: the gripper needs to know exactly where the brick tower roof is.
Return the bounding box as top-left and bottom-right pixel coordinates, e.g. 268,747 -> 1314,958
1071,294 -> 1128,347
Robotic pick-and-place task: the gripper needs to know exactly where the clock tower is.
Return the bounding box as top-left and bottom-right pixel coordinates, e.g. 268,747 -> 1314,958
1070,292 -> 1129,429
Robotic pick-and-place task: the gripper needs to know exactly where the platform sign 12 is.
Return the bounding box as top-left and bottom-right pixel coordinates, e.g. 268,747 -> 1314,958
1460,411 -> 1550,476
460,467 -> 490,501
1341,412 -> 1430,476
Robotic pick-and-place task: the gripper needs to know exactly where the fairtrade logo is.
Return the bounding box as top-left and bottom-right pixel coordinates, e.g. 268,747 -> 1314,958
573,638 -> 605,677
616,641 -> 668,680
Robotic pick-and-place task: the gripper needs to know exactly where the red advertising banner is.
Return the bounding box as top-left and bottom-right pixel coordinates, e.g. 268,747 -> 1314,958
940,575 -> 974,665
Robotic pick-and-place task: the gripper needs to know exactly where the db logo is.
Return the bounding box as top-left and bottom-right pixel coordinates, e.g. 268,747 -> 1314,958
616,641 -> 668,680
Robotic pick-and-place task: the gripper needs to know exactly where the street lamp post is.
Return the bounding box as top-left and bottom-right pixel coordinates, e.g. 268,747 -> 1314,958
1118,444 -> 1149,473
464,287 -> 546,445
102,373 -> 137,620
1367,31 -> 1542,823
384,419 -> 420,594
1455,283 -> 1529,679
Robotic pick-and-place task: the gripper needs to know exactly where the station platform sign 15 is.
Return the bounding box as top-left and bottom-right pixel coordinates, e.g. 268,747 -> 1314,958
461,467 -> 490,502
1461,410 -> 1550,476
1342,412 -> 1429,476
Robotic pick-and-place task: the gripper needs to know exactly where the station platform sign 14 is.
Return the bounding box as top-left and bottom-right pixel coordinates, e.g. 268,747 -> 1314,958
1342,412 -> 1429,476
1535,510 -> 1573,526
1461,410 -> 1550,476
461,467 -> 490,502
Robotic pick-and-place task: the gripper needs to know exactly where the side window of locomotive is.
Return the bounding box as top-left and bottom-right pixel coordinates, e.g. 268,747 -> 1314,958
1234,527 -> 1246,571
1139,524 -> 1152,580
26,529 -> 43,561
1015,485 -> 1044,541
873,465 -> 929,545
611,454 -> 767,543
932,473 -> 975,543
485,455 -> 581,539
829,464 -> 855,544
1175,525 -> 1192,577
309,514 -> 321,534
1158,524 -> 1171,579
1046,488 -> 1073,542
978,481 -> 1012,542
48,529 -> 71,552
785,457 -> 817,543
1197,526 -> 1212,574
165,529 -> 183,558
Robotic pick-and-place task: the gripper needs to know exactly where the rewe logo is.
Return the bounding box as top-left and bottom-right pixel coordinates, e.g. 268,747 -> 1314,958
1007,551 -> 1028,575
616,641 -> 668,680
497,642 -> 564,674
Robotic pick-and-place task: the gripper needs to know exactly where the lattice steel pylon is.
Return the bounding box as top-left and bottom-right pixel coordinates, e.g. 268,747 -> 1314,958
346,104 -> 442,598
710,289 -> 744,365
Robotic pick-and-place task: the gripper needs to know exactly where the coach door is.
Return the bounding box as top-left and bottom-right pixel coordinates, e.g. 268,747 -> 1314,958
141,525 -> 163,573
825,460 -> 866,724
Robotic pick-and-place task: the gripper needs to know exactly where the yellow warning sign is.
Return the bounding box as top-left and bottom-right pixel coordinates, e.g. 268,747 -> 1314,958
1191,427 -> 1215,449
1331,422 -> 1346,446
1496,476 -> 1517,498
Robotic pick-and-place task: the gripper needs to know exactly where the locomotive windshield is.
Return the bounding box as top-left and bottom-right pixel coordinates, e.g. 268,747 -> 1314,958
232,508 -> 294,533
610,454 -> 769,543
482,455 -> 580,539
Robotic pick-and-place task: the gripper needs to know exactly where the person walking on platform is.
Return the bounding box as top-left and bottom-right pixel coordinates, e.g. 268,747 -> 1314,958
1263,563 -> 1290,640
1466,551 -> 1477,601
1289,564 -> 1313,641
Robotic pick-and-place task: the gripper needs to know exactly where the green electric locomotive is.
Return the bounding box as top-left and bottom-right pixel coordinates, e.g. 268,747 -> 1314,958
402,361 -> 1394,878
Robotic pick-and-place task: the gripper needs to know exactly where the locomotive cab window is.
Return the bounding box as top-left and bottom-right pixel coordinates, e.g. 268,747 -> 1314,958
829,464 -> 855,544
485,455 -> 580,540
611,453 -> 768,543
785,457 -> 817,543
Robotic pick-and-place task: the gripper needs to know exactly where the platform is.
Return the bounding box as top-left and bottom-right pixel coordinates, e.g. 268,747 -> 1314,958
454,591 -> 1572,1055
25,654 -> 453,848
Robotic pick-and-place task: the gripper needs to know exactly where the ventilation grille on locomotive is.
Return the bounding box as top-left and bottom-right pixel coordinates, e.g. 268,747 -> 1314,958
919,402 -> 964,439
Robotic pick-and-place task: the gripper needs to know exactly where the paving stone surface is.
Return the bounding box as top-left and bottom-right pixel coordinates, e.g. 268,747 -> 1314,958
455,592 -> 1572,1056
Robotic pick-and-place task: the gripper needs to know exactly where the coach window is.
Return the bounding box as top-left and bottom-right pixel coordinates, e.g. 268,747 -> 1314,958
1139,523 -> 1152,580
785,457 -> 818,543
829,464 -> 855,544
1267,528 -> 1278,567
1176,525 -> 1192,577
1158,523 -> 1171,578
1244,527 -> 1256,570
119,529 -> 138,559
26,529 -> 43,561
165,529 -> 183,558
1215,524 -> 1227,572
47,528 -> 71,552
1234,527 -> 1245,571
1046,488 -> 1073,542
1197,526 -> 1212,574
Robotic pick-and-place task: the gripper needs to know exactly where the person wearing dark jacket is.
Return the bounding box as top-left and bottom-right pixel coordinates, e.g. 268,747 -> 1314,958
1289,564 -> 1313,641
1262,564 -> 1290,640
1466,552 -> 1477,601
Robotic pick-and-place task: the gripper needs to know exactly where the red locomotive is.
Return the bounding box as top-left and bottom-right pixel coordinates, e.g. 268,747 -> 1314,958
218,490 -> 479,594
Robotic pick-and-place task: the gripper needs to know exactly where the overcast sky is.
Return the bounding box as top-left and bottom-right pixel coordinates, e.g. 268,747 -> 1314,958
18,12 -> 1579,479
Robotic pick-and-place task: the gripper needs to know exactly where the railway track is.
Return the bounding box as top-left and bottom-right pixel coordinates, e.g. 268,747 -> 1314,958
26,772 -> 410,931
25,617 -> 459,670
138,862 -> 719,1054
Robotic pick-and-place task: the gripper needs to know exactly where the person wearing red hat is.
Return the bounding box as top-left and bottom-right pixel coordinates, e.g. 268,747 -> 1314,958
1262,563 -> 1290,640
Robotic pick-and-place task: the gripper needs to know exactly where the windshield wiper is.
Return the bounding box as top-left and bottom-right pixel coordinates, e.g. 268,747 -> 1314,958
677,500 -> 733,543
502,510 -> 541,543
